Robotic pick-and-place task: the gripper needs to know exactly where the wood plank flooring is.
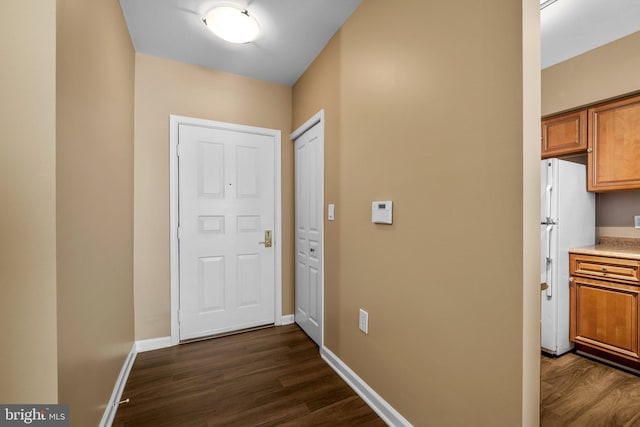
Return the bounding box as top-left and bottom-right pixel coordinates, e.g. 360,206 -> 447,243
113,324 -> 385,426
541,352 -> 640,426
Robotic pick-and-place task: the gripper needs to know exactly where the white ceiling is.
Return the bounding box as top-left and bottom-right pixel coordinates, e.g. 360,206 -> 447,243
119,0 -> 361,86
541,0 -> 640,68
120,0 -> 640,86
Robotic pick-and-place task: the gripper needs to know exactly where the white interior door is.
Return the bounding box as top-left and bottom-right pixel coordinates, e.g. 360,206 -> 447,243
178,123 -> 275,341
294,121 -> 323,345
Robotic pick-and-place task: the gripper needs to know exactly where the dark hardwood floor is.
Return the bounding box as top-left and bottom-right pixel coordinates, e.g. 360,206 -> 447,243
541,352 -> 640,426
114,324 -> 640,426
113,324 -> 385,426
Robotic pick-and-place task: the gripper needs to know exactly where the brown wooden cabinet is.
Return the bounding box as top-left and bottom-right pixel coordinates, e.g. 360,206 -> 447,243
541,109 -> 587,159
570,252 -> 640,364
588,94 -> 640,192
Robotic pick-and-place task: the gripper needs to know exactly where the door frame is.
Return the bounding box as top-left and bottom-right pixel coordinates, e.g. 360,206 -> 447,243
169,114 -> 283,345
291,109 -> 325,347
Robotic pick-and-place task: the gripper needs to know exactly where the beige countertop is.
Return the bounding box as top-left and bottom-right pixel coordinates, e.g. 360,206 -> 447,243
570,237 -> 640,260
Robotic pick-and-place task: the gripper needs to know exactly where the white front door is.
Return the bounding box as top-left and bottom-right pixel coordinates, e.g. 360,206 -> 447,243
294,121 -> 323,345
178,123 -> 275,341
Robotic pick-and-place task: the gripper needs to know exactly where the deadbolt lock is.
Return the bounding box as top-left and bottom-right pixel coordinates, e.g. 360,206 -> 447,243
259,230 -> 272,248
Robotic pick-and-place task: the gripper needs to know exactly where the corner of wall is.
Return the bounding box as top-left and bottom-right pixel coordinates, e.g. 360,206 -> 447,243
0,0 -> 58,404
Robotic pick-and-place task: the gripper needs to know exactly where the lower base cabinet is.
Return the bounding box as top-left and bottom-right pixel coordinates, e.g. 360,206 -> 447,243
569,252 -> 640,368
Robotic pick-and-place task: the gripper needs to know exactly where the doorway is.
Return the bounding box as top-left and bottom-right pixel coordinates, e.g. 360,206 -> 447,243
169,115 -> 283,344
292,110 -> 325,346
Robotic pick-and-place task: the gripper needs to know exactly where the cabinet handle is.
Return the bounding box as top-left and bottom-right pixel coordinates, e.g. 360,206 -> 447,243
587,148 -> 593,153
602,266 -> 608,272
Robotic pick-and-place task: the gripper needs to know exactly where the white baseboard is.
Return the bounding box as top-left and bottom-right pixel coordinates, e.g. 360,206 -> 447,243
321,346 -> 412,427
281,314 -> 295,325
100,343 -> 137,427
136,336 -> 173,353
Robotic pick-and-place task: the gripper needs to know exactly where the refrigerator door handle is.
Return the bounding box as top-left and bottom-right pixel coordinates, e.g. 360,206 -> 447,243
545,184 -> 552,223
545,162 -> 553,222
546,224 -> 553,297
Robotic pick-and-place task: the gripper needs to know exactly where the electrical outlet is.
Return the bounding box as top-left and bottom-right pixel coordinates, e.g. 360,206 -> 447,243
359,309 -> 368,334
635,215 -> 640,229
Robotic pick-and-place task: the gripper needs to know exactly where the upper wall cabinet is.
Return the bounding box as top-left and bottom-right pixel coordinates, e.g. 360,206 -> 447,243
588,94 -> 640,192
541,109 -> 588,159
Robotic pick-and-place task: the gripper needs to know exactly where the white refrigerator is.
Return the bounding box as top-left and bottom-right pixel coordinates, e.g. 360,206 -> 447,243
540,158 -> 595,355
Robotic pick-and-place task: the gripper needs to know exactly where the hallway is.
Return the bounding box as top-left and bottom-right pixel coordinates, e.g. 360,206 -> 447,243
113,325 -> 385,426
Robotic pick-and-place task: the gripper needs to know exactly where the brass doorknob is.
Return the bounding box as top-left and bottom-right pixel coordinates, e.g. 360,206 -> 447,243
258,230 -> 273,248
541,282 -> 549,291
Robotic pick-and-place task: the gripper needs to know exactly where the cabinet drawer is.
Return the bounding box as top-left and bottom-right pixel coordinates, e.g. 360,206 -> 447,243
570,254 -> 640,284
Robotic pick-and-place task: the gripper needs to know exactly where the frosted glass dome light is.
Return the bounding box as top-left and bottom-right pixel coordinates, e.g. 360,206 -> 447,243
203,6 -> 260,44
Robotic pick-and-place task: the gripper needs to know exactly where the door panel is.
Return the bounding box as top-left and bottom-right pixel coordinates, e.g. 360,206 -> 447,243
588,95 -> 640,191
199,256 -> 225,311
295,122 -> 323,345
541,109 -> 587,159
236,145 -> 260,198
237,216 -> 260,232
309,266 -> 319,324
179,124 -> 275,341
198,142 -> 224,198
237,253 -> 260,307
575,279 -> 638,358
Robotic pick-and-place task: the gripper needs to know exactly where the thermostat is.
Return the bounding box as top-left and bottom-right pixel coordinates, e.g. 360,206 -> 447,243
372,201 -> 393,224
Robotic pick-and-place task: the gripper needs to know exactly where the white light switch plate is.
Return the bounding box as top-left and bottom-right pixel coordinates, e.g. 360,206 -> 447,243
359,309 -> 368,334
635,215 -> 640,229
328,204 -> 335,221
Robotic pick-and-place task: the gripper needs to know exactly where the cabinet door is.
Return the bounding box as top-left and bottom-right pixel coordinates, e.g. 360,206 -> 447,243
572,277 -> 639,360
541,109 -> 587,159
588,94 -> 640,191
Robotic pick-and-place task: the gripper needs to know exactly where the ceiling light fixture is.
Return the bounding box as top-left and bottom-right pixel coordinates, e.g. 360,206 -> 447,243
540,0 -> 559,10
203,6 -> 260,44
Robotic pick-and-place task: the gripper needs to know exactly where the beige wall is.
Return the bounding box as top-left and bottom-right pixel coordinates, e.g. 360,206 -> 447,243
596,191 -> 640,239
542,31 -> 640,239
0,0 -> 58,403
597,192 -> 640,228
542,31 -> 640,115
134,53 -> 293,340
293,0 -> 537,424
56,0 -> 135,425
